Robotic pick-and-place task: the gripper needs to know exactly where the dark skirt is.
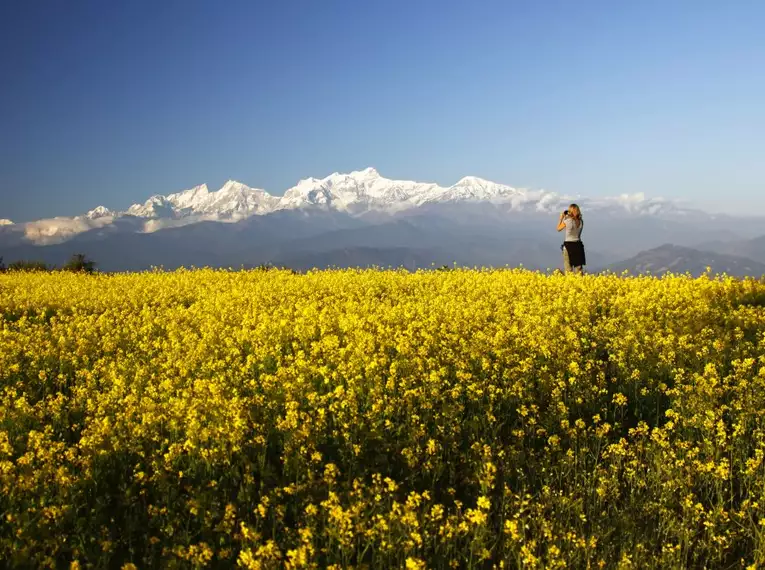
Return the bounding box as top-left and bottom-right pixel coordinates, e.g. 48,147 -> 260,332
563,240 -> 586,267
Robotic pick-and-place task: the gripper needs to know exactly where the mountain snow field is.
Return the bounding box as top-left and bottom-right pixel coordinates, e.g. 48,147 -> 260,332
4,168 -> 695,246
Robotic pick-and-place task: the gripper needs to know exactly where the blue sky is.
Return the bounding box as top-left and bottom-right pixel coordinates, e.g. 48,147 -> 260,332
1,0 -> 763,222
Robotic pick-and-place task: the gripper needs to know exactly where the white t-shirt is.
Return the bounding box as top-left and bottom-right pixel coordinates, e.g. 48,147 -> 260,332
564,217 -> 583,242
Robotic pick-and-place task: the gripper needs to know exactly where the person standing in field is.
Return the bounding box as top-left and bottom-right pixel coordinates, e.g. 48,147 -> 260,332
557,203 -> 586,274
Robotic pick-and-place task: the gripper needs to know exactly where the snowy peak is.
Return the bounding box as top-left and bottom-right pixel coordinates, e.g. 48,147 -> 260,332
436,176 -> 527,203
166,184 -> 210,210
454,175 -> 491,186
272,168 -> 690,216
123,181 -> 279,220
127,184 -> 209,218
216,180 -> 270,197
86,206 -> 114,220
277,169 -> 563,213
194,180 -> 279,218
10,168 -> 701,246
219,180 -> 249,193
349,167 -> 380,180
279,168 -> 440,212
127,195 -> 176,218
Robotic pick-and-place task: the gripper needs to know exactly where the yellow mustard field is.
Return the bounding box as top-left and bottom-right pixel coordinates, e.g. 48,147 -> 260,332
2,269 -> 765,569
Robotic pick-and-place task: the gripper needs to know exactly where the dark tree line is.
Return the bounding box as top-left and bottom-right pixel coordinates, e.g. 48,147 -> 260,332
0,253 -> 96,273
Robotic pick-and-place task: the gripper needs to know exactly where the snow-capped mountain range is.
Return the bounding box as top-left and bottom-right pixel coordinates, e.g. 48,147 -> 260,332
4,168 -> 693,245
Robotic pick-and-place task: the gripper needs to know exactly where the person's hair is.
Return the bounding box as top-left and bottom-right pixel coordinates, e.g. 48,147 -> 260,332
568,204 -> 582,227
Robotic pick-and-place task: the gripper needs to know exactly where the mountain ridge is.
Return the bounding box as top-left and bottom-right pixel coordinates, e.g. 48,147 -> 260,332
603,244 -> 765,277
4,169 -> 764,275
3,168 -> 701,245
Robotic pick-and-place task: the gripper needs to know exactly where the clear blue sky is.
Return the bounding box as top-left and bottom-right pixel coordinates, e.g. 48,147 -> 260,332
1,0 -> 763,222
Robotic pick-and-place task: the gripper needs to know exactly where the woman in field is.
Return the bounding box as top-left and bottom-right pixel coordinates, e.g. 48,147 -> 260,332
557,203 -> 585,273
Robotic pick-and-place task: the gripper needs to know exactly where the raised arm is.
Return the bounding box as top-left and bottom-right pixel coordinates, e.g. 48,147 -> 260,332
557,212 -> 567,232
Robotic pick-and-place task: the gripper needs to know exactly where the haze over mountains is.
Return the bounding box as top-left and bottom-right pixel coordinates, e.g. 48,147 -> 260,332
605,244 -> 765,277
2,168 -> 765,275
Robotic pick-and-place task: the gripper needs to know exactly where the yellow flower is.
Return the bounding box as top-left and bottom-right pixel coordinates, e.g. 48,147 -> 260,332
406,557 -> 426,570
2,268 -> 764,567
